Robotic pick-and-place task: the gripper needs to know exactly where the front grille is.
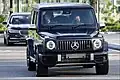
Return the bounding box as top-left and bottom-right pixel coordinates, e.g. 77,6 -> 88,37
57,40 -> 92,51
9,33 -> 22,38
20,30 -> 28,35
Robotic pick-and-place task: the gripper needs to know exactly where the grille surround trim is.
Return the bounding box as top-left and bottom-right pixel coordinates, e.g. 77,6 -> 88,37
57,39 -> 93,51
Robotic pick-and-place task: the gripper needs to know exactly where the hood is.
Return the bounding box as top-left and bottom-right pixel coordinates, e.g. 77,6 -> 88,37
40,28 -> 98,39
8,24 -> 30,29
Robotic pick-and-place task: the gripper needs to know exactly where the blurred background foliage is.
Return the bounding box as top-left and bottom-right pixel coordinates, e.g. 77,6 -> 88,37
0,15 -> 6,32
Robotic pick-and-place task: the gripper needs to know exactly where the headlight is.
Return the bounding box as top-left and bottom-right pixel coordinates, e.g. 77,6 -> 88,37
46,41 -> 55,50
92,39 -> 102,50
8,29 -> 19,33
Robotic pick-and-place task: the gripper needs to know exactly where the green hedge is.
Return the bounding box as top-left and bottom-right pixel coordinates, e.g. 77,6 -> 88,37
0,15 -> 5,23
101,23 -> 120,32
0,15 -> 6,33
0,24 -> 5,32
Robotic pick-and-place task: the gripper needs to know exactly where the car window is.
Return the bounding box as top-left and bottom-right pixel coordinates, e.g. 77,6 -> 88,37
31,11 -> 38,25
10,15 -> 31,24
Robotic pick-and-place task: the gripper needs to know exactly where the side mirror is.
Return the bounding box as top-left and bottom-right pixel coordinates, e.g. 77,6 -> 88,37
2,22 -> 7,25
98,22 -> 105,29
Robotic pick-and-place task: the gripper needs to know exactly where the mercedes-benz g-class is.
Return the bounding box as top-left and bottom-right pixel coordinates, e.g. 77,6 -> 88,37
26,3 -> 109,77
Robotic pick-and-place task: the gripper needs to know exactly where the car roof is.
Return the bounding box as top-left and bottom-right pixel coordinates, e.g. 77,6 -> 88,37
33,3 -> 93,10
10,12 -> 31,16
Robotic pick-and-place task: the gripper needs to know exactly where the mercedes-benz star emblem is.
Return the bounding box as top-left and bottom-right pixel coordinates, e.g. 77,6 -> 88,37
71,41 -> 79,50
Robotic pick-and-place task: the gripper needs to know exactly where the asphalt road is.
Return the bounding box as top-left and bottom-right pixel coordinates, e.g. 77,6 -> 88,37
103,33 -> 120,50
0,34 -> 120,80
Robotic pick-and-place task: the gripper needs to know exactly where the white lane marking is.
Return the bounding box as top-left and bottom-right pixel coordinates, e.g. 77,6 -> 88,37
0,76 -> 119,80
0,50 -> 25,53
0,59 -> 26,62
0,64 -> 26,66
0,58 -> 25,60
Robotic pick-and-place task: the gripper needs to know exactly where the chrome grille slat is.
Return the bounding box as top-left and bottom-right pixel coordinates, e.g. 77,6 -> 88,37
84,40 -> 86,49
84,40 -> 85,49
81,40 -> 83,50
65,41 -> 67,50
83,40 -> 84,49
68,41 -> 70,50
62,41 -> 63,50
66,41 -> 68,50
79,40 -> 81,50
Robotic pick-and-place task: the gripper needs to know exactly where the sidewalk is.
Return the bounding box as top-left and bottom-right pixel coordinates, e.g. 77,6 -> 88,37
109,44 -> 120,50
103,33 -> 120,51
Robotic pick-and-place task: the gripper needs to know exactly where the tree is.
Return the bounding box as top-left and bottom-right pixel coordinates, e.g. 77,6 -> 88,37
102,0 -> 117,24
56,0 -> 60,2
2,0 -> 8,14
25,0 -> 29,12
89,0 -> 97,11
10,0 -> 13,15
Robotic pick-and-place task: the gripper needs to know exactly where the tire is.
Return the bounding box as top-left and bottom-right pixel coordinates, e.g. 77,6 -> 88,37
5,38 -> 12,46
4,37 -> 6,45
36,56 -> 48,77
96,61 -> 109,75
27,48 -> 36,71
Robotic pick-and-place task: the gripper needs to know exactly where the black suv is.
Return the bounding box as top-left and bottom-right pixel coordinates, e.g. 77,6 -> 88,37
3,12 -> 31,45
27,3 -> 109,77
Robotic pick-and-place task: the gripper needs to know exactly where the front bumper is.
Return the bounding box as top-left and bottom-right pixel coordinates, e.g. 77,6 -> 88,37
7,33 -> 26,43
9,37 -> 26,43
38,52 -> 108,67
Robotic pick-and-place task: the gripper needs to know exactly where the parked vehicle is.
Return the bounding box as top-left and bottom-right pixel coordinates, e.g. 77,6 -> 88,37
26,3 -> 109,77
2,12 -> 31,45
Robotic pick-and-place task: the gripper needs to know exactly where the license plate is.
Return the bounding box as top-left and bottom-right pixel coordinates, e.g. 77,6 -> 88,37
57,54 -> 86,61
66,54 -> 86,59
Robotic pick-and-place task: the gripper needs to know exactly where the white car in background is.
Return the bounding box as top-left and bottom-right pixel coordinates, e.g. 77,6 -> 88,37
2,12 -> 31,45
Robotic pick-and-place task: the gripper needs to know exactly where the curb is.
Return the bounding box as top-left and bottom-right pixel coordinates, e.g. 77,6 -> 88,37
108,44 -> 120,51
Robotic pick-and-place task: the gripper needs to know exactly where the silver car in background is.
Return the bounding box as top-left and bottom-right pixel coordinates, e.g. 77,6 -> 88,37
2,12 -> 31,45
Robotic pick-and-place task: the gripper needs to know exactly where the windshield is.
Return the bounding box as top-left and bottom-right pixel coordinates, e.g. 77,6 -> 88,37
10,15 -> 31,24
41,9 -> 96,26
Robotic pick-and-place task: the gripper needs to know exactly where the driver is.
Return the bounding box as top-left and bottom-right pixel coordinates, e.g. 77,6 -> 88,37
73,16 -> 81,24
43,11 -> 54,24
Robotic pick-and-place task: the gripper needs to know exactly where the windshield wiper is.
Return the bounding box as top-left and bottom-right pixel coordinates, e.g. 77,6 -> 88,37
49,24 -> 65,28
43,24 -> 66,30
73,23 -> 93,29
